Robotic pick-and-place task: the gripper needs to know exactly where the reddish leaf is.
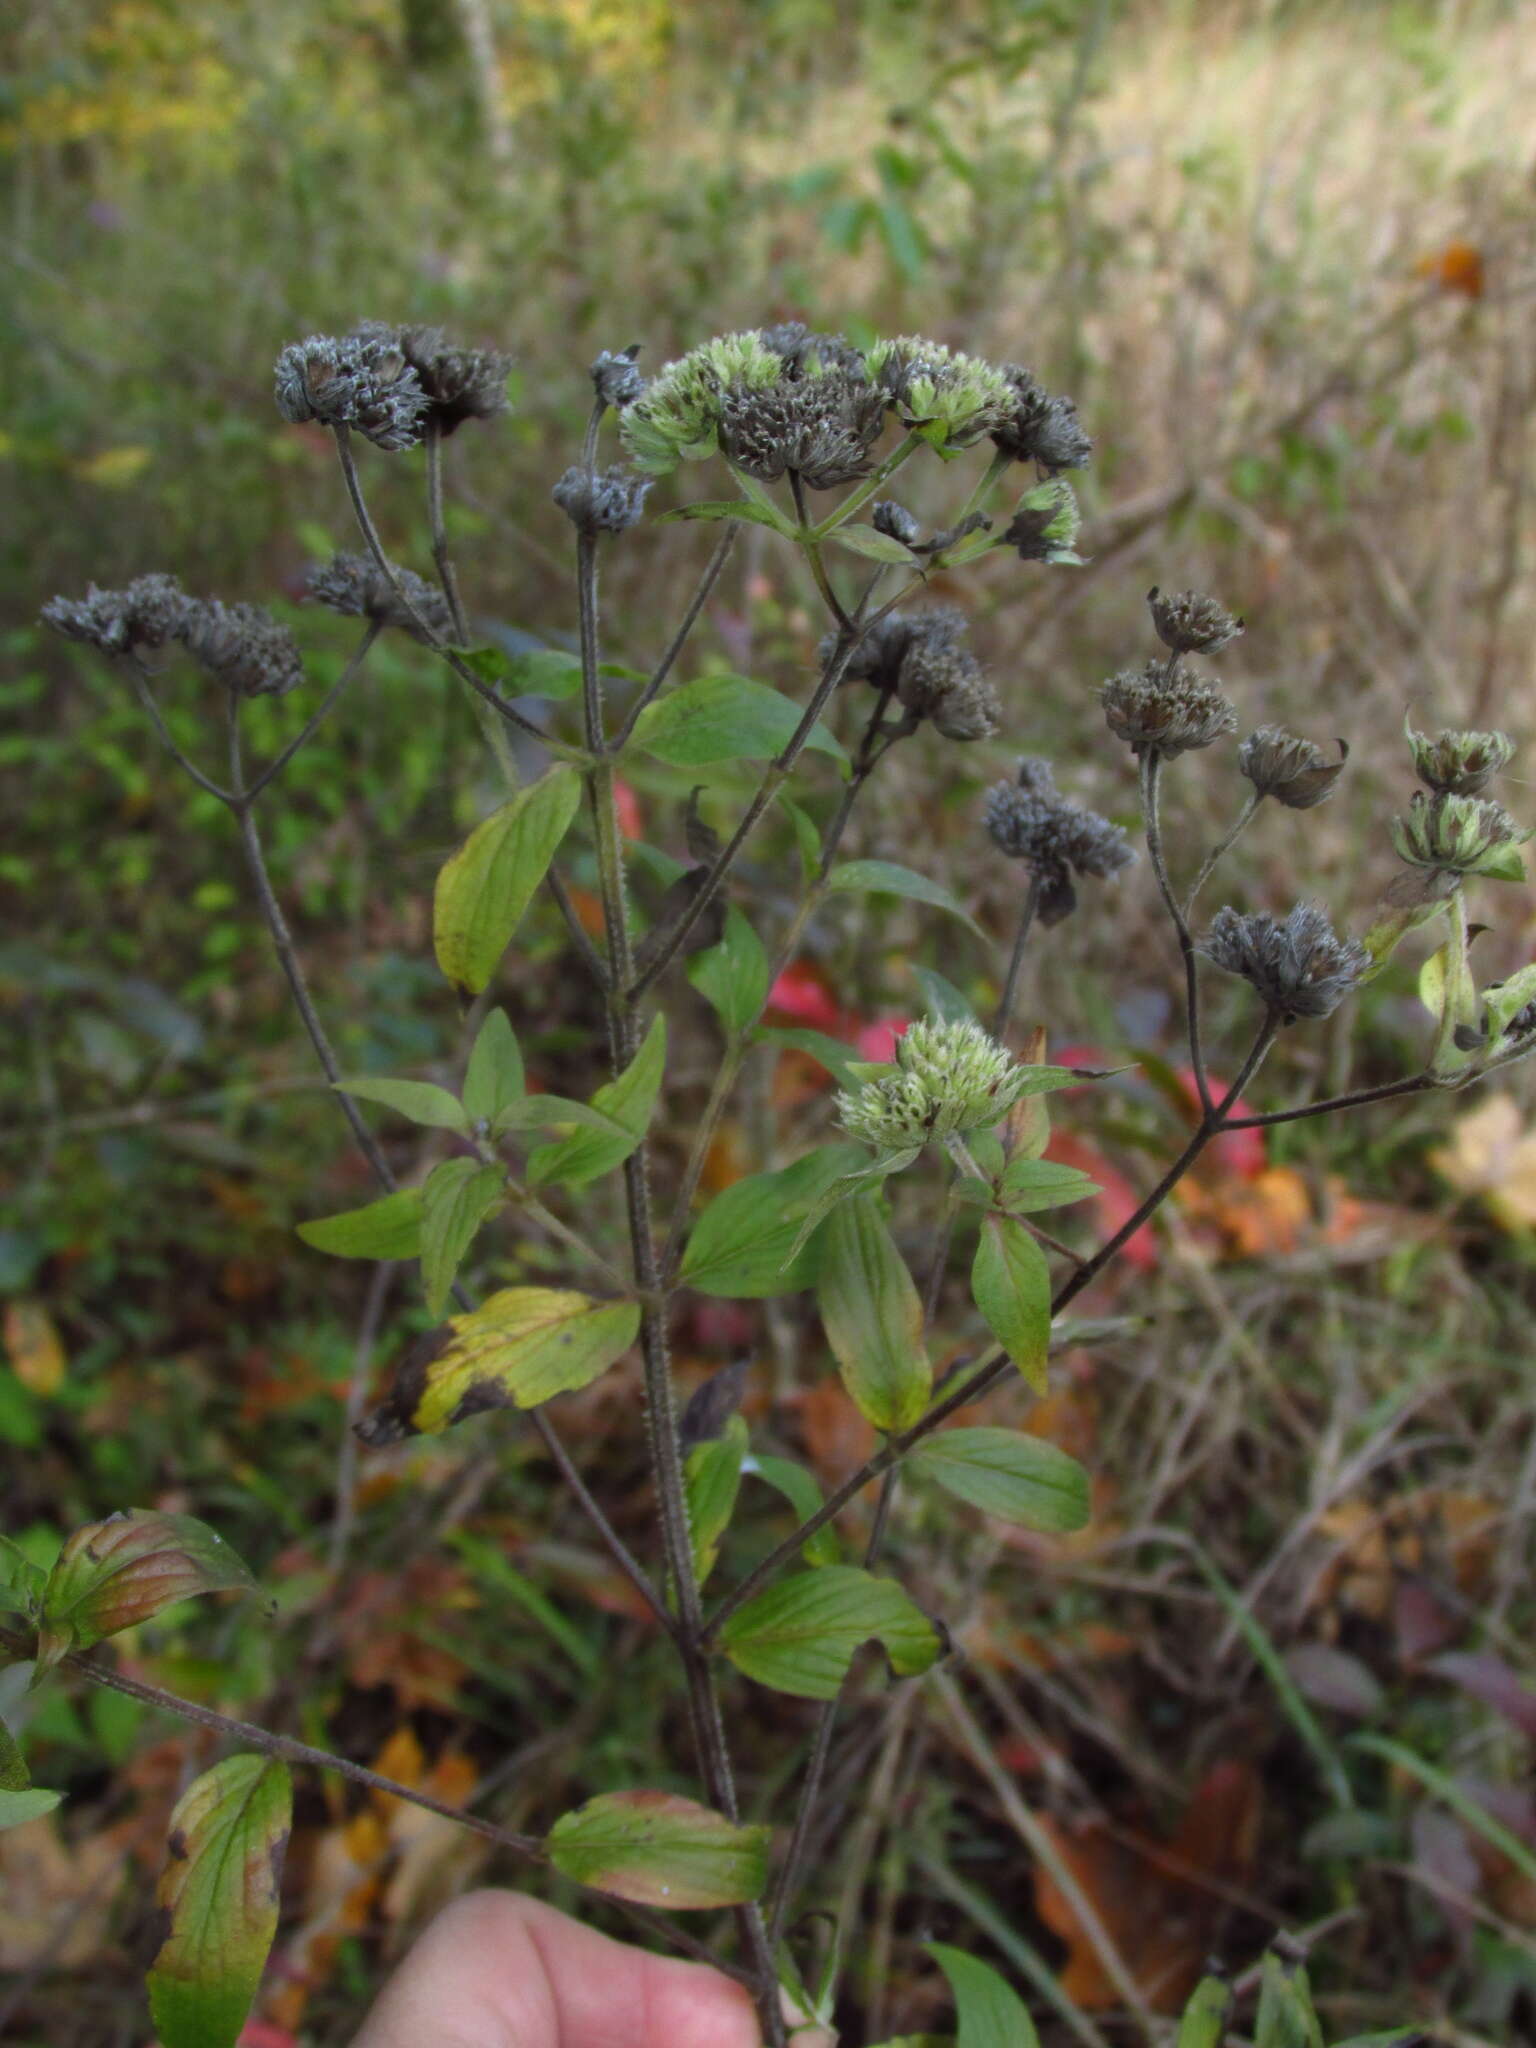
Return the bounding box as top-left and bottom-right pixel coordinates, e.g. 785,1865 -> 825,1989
1430,1652 -> 1536,1742
37,1511 -> 259,1676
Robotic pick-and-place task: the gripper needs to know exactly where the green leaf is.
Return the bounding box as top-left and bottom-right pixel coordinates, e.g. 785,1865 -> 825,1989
0,1786 -> 62,1829
0,1533 -> 46,1621
827,860 -> 982,937
782,1150 -> 923,1266
357,1287 -> 641,1442
462,1008 -> 525,1126
816,1195 -> 931,1431
433,762 -> 583,997
996,1156 -> 1101,1214
494,1094 -> 633,1138
420,1159 -> 506,1316
827,522 -> 919,564
914,966 -> 974,1023
630,675 -> 845,767
297,1188 -> 424,1261
685,1415 -> 748,1587
1484,963 -> 1536,1041
908,1428 -> 1089,1532
546,1789 -> 770,1910
1476,840 -> 1527,882
0,1719 -> 29,1789
333,1075 -> 468,1133
927,1945 -> 1040,2048
972,1215 -> 1051,1394
528,1015 -> 666,1190
688,906 -> 770,1034
743,1456 -> 841,1566
679,1144 -> 869,1297
1176,1972 -> 1235,2048
147,1755 -> 292,2048
37,1511 -> 259,1677
659,497 -> 797,536
463,644 -> 584,701
719,1565 -> 941,1700
755,1025 -> 865,1086
1254,1948 -> 1326,2048
779,796 -> 823,882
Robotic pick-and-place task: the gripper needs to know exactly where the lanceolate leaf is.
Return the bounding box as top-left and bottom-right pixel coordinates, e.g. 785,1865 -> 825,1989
719,1565 -> 941,1700
37,1511 -> 259,1677
297,1187 -> 424,1260
688,905 -> 770,1035
630,674 -> 845,767
685,1416 -> 748,1587
528,1016 -> 666,1190
462,1007 -> 525,1126
433,762 -> 582,997
419,1158 -> 506,1316
463,644 -> 584,701
1176,1972 -> 1236,2048
927,1944 -> 1040,2048
908,1428 -> 1090,1532
546,1790 -> 770,1910
147,1755 -> 292,2048
333,1075 -> 468,1132
971,1215 -> 1051,1394
0,1786 -> 62,1830
827,860 -> 983,938
679,1144 -> 868,1297
996,1156 -> 1101,1213
743,1456 -> 841,1567
755,1025 -> 868,1087
815,1195 -> 931,1431
357,1288 -> 641,1444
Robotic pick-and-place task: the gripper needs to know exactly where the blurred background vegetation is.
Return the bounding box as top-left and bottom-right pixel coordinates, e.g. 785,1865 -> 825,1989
4,1 -> 1536,2041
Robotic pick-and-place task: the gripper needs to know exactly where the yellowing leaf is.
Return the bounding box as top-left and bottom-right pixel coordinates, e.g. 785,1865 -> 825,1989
546,1789 -> 770,1909
37,1510 -> 259,1676
358,1287 -> 641,1444
1430,1092 -> 1536,1233
3,1300 -> 65,1397
433,764 -> 582,997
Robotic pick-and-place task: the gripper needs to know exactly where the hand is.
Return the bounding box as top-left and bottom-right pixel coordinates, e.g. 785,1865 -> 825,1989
352,1891 -> 763,2048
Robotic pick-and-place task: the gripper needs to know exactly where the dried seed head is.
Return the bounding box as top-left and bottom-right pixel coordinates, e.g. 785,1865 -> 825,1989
273,329 -> 429,451
891,610 -> 1000,741
304,554 -> 452,641
984,757 -> 1135,925
591,344 -> 645,411
41,574 -> 189,657
837,1017 -> 1032,1149
551,464 -> 653,535
718,371 -> 886,490
755,323 -> 867,379
991,364 -> 1093,472
1405,718 -> 1515,797
1147,586 -> 1244,656
1198,902 -> 1369,1023
394,325 -> 513,434
872,501 -> 922,547
1101,662 -> 1237,758
1238,726 -> 1348,809
1391,790 -> 1532,879
177,598 -> 304,698
1002,479 -> 1082,564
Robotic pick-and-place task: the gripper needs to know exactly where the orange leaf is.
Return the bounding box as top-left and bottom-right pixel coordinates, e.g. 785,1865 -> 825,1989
3,1298 -> 65,1396
1415,240 -> 1484,298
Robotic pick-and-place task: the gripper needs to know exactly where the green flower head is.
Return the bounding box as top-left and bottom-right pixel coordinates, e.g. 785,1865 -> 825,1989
836,1018 -> 1031,1150
864,337 -> 1014,450
1404,716 -> 1515,798
1391,790 -> 1532,880
619,331 -> 785,476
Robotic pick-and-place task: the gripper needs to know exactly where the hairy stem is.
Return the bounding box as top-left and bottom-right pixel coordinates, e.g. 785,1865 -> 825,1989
994,870 -> 1043,1043
615,526 -> 738,748
1184,789 -> 1259,915
1140,748 -> 1212,1115
425,417 -> 471,644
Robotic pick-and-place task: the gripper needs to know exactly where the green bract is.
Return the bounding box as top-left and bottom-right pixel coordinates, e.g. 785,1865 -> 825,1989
620,331 -> 785,475
1390,789 -> 1532,879
836,1018 -> 1031,1150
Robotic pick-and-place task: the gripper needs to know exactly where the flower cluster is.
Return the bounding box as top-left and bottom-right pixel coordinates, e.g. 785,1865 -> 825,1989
551,465 -> 653,534
1199,903 -> 1369,1023
1147,586 -> 1244,656
1391,790 -> 1531,879
828,608 -> 1000,742
1238,726 -> 1347,810
837,1018 -> 1033,1151
619,324 -> 1088,482
984,756 -> 1135,924
393,324 -> 512,436
43,577 -> 303,697
274,323 -> 510,449
591,344 -> 645,411
305,554 -> 452,641
1405,719 -> 1515,798
1002,480 -> 1082,565
41,574 -> 189,658
1101,662 -> 1237,758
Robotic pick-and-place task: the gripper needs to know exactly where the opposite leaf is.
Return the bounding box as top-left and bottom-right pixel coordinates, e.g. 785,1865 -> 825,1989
528,1015 -> 666,1191
927,1944 -> 1040,2048
908,1427 -> 1090,1532
828,860 -> 983,939
38,1511 -> 259,1677
147,1755 -> 292,2048
719,1565 -> 941,1700
297,1187 -> 424,1261
434,762 -> 582,997
971,1215 -> 1051,1393
462,1008 -> 526,1127
685,1415 -> 748,1588
546,1789 -> 770,1910
688,905 -> 770,1035
334,1075 -> 468,1133
630,674 -> 844,767
815,1194 -> 931,1431
420,1158 -> 506,1316
743,1455 -> 841,1567
357,1288 -> 641,1444
679,1143 -> 869,1297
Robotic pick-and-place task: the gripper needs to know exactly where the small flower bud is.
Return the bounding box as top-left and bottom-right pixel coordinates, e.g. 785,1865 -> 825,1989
894,612 -> 1000,741
984,756 -> 1135,926
305,554 -> 452,641
177,598 -> 304,698
1147,586 -> 1243,656
1101,663 -> 1237,758
41,574 -> 188,657
1002,479 -> 1081,564
865,337 -> 1014,447
1238,726 -> 1347,809
872,501 -> 922,547
395,325 -> 513,435
837,1017 -> 1033,1150
591,344 -> 644,411
273,329 -> 429,451
552,465 -> 653,535
1405,718 -> 1515,796
1391,790 -> 1532,878
1198,902 -> 1369,1023
991,365 -> 1093,472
